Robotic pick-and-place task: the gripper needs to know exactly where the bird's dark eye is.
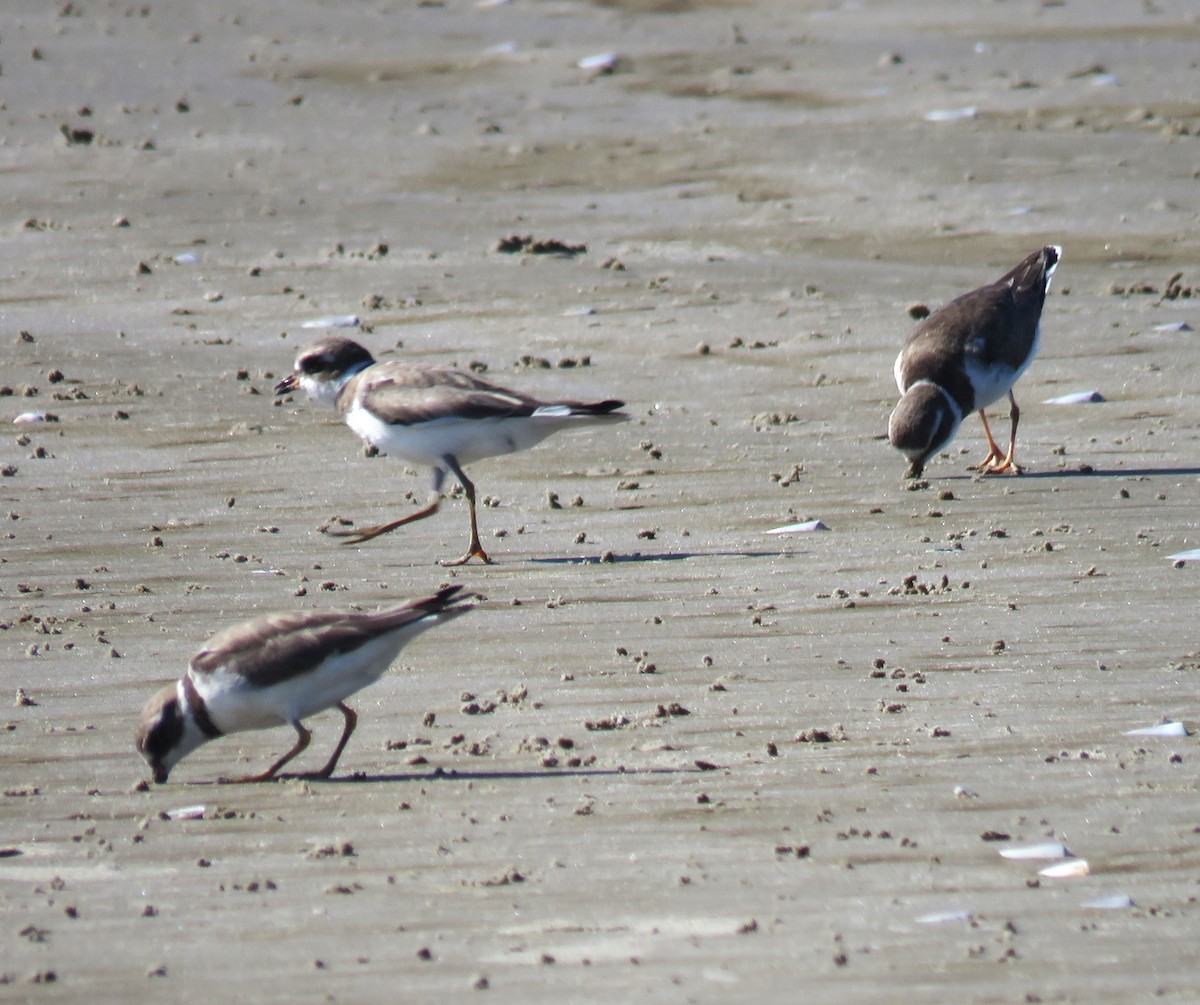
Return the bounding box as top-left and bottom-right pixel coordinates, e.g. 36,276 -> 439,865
299,353 -> 329,375
139,702 -> 183,760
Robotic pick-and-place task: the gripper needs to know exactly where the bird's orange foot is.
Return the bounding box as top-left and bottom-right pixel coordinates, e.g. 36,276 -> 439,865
975,450 -> 1003,472
320,521 -> 360,538
979,456 -> 1023,475
334,529 -> 378,545
321,520 -> 405,545
440,547 -> 493,567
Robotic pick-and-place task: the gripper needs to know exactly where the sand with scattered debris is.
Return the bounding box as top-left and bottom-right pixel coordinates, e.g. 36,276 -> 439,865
3,1 -> 1200,1001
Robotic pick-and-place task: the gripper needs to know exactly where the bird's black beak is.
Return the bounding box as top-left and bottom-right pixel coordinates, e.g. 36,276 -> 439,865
152,763 -> 170,785
274,374 -> 298,396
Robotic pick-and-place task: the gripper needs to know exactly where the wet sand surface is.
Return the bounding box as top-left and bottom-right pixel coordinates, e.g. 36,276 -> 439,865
3,0 -> 1200,1000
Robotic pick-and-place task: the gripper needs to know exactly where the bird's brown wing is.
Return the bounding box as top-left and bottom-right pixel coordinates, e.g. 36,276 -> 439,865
189,586 -> 470,687
342,363 -> 542,425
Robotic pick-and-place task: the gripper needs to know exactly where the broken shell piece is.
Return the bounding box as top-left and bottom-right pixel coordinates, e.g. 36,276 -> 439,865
164,805 -> 206,821
1124,721 -> 1188,737
1039,859 -> 1090,879
13,412 -> 49,425
924,106 -> 976,122
301,314 -> 360,329
578,52 -> 618,72
1043,390 -> 1105,405
1083,894 -> 1133,910
915,909 -> 972,925
766,519 -> 829,535
1151,321 -> 1192,333
953,784 -> 979,799
173,252 -> 199,265
1166,549 -> 1200,563
999,841 -> 1070,861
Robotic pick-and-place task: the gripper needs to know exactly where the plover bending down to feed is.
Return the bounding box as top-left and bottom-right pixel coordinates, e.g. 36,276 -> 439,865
275,335 -> 628,565
888,245 -> 1060,478
136,586 -> 474,784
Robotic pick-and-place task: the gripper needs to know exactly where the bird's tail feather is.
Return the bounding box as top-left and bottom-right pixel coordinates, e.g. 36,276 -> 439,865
373,585 -> 478,634
534,399 -> 627,419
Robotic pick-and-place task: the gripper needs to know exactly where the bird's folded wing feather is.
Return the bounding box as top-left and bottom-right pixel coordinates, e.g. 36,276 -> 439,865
189,601 -> 453,688
350,365 -> 541,425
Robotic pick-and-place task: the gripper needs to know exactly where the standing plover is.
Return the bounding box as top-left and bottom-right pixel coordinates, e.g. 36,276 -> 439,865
136,586 -> 474,784
889,245 -> 1060,478
275,335 -> 627,565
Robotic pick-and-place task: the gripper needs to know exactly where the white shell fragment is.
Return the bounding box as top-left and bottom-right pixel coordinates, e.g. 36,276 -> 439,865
999,842 -> 1071,861
173,252 -> 199,265
13,411 -> 49,425
164,805 -> 206,821
1124,721 -> 1189,737
301,314 -> 360,329
953,784 -> 979,799
578,52 -> 618,72
1083,894 -> 1133,910
766,520 -> 829,535
925,106 -> 977,122
1167,549 -> 1200,562
1043,390 -> 1105,405
916,909 -> 972,925
1151,321 -> 1192,333
563,305 -> 596,317
1039,859 -> 1090,879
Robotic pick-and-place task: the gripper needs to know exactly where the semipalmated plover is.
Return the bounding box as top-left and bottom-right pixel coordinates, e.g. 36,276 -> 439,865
135,586 -> 474,784
889,245 -> 1060,478
274,335 -> 628,565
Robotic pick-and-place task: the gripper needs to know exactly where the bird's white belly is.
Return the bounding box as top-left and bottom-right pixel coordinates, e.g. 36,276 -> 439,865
963,358 -> 1017,410
199,634 -> 411,732
347,408 -> 575,467
964,323 -> 1041,410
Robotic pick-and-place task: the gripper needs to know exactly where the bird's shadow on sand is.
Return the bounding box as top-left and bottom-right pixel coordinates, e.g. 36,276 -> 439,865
329,764 -> 706,784
1025,465 -> 1200,480
185,764 -> 710,786
529,548 -> 794,566
930,464 -> 1200,482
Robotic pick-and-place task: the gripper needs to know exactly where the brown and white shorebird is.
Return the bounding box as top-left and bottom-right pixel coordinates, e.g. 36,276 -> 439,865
135,586 -> 474,784
888,245 -> 1060,478
274,335 -> 628,565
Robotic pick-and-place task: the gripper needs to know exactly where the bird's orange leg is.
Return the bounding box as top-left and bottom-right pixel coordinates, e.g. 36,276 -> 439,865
984,391 -> 1023,474
323,469 -> 446,544
324,496 -> 441,544
979,392 -> 1023,475
976,409 -> 1005,471
231,720 -> 311,783
440,457 -> 492,566
310,703 -> 357,779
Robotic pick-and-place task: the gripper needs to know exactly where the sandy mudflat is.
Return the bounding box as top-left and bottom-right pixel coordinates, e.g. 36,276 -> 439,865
3,0 -> 1200,1001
